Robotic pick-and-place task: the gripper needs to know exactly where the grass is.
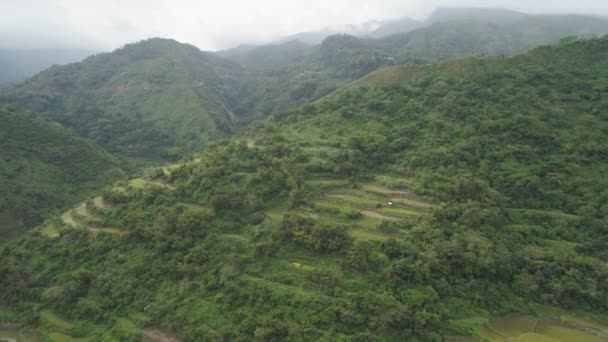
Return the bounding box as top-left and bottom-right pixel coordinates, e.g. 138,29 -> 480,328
57,202 -> 125,237
305,208 -> 380,230
128,178 -> 147,189
0,307 -> 16,323
41,310 -> 75,333
48,331 -> 87,342
218,234 -> 249,242
477,313 -> 608,342
41,223 -> 60,237
390,197 -> 433,209
536,305 -> 608,334
265,208 -> 287,223
292,262 -> 315,271
327,194 -> 382,206
115,317 -> 140,334
322,194 -> 420,218
349,228 -> 395,241
92,196 -> 107,210
361,210 -> 399,222
91,227 -> 126,236
534,320 -> 606,342
240,274 -> 321,300
375,175 -> 415,189
307,178 -> 350,188
381,206 -> 421,216
361,183 -> 406,195
489,315 -> 538,337
314,200 -> 354,213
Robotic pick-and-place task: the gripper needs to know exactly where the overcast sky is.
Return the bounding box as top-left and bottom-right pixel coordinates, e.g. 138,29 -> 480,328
1,0 -> 607,52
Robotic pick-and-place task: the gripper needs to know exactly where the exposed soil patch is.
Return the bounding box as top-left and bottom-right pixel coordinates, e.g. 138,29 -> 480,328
142,327 -> 181,342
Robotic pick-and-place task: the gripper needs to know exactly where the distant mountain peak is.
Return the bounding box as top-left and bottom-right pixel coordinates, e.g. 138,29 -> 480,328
429,7 -> 528,25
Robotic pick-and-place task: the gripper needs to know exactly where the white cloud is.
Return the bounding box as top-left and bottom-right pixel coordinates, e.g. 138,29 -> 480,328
0,0 -> 607,51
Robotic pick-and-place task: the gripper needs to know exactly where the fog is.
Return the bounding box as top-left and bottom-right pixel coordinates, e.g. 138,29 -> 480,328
1,0 -> 607,51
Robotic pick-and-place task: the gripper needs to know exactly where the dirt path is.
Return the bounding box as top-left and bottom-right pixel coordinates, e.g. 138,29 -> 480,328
61,203 -> 124,236
142,327 -> 181,342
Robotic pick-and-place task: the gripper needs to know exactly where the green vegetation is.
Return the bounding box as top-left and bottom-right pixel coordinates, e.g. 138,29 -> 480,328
225,14 -> 608,86
477,312 -> 608,341
0,39 -> 248,160
1,36 -> 607,341
2,13 -> 607,164
0,105 -> 125,239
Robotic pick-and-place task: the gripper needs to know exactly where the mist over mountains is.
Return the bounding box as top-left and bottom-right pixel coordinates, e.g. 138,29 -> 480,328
5,7 -> 608,86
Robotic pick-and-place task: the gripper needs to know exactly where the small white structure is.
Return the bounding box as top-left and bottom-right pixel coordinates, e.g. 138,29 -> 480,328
388,202 -> 393,206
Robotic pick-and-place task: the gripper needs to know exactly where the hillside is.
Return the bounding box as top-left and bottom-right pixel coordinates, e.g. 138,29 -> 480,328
216,40 -> 314,70
219,10 -> 608,82
0,105 -> 125,239
0,38 -> 249,161
2,16 -> 606,164
217,16 -> 608,122
1,36 -> 607,341
320,15 -> 608,78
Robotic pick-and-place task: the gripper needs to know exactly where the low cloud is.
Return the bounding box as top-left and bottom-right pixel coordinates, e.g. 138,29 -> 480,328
1,0 -> 607,51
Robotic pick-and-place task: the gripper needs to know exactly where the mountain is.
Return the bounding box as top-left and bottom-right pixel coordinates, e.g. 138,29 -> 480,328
367,16 -> 422,38
3,14 -> 607,164
0,49 -> 94,85
280,28 -> 343,45
2,36 -> 607,341
0,105 -> 125,239
303,14 -> 608,79
389,15 -> 608,60
279,21 -> 384,45
0,38 -> 249,161
216,40 -> 314,70
428,7 -> 528,25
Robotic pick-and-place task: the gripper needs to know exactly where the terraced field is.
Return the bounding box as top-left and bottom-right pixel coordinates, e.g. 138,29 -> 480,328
33,162 -> 434,339
49,201 -> 126,238
320,181 -> 430,225
264,177 -> 434,242
40,310 -> 83,342
40,185 -> 143,238
479,314 -> 608,342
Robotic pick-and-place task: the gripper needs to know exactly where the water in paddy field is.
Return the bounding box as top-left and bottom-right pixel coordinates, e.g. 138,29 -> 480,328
480,314 -> 608,342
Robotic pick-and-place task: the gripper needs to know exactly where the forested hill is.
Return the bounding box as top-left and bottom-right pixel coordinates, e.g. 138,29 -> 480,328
212,15 -> 608,129
219,12 -> 608,80
2,36 -> 607,341
0,38 -> 250,161
0,105 -> 124,239
2,15 -> 607,164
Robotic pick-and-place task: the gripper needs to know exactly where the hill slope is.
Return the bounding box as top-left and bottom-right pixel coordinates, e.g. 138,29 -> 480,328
0,38 -> 249,160
1,36 -> 607,340
0,105 -> 124,239
219,11 -> 608,82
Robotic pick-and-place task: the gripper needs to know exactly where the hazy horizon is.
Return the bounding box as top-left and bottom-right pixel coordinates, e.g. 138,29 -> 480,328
2,0 -> 608,52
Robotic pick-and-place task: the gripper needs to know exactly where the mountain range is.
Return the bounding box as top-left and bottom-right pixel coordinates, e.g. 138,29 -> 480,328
0,7 -> 607,342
